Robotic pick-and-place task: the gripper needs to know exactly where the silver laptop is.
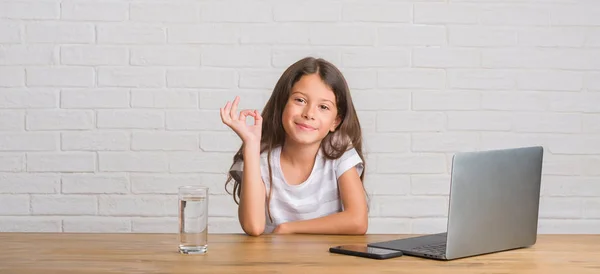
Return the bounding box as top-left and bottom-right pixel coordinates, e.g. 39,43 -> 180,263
368,146 -> 544,261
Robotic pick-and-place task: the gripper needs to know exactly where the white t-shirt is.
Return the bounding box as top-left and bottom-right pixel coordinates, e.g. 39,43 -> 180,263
229,146 -> 364,234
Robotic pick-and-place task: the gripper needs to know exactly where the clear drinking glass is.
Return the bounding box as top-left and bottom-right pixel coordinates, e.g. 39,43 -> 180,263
178,186 -> 209,254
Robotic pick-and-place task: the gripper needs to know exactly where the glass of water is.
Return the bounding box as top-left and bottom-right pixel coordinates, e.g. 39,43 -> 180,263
178,186 -> 208,254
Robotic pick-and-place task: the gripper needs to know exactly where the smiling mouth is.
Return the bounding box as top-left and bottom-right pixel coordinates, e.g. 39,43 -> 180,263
295,123 -> 316,130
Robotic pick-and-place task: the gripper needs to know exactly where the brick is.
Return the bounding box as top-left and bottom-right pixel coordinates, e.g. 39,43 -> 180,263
448,111 -> 512,131
98,67 -> 165,88
0,111 -> 24,131
26,110 -> 93,131
62,173 -> 129,194
542,176 -> 600,196
0,133 -> 57,151
0,217 -> 61,232
519,28 -> 586,47
583,199 -> 600,218
551,5 -> 600,26
377,154 -> 447,174
130,2 -> 200,22
585,29 -> 600,47
547,135 -> 600,155
271,48 -> 341,68
367,218 -> 411,234
581,92 -> 600,112
411,175 -> 451,196
27,152 -> 95,172
131,89 -> 198,109
0,45 -> 55,65
61,46 -> 128,65
238,70 -> 282,89
0,22 -> 20,43
481,91 -> 546,112
374,196 -> 448,217
310,25 -> 375,46
0,173 -> 59,193
99,195 -> 176,216
413,48 -> 480,68
27,67 -> 94,87
343,3 -> 411,22
582,156 -> 600,176
412,218 -> 448,234
483,49 -> 600,70
131,217 -> 177,233
202,46 -> 271,68
342,49 -> 409,68
61,88 -> 129,109
412,91 -> 480,110
274,2 -> 340,22
340,69 -> 377,90
26,22 -> 94,43
132,132 -> 198,151
99,152 -> 169,172
61,131 -> 130,151
167,69 -> 236,88
97,24 -> 166,44
517,71 -> 583,91
513,113 -> 581,133
131,46 -> 201,66
448,69 -> 516,90
0,89 -> 58,108
539,197 -> 582,218
480,6 -> 549,26
199,131 -> 242,152
542,154 -> 582,176
379,26 -> 446,46
538,219 -> 600,234
363,174 -> 410,195
414,3 -> 479,24
169,152 -> 231,173
449,27 -> 516,47
63,217 -> 131,233
0,0 -> 59,19
240,25 -> 309,44
378,69 -> 445,89
167,24 -> 239,44
412,133 -> 480,152
209,195 -> 237,217
363,133 -> 410,153
166,110 -> 227,131
377,112 -> 445,132
0,153 -> 24,172
0,195 -> 29,215
131,173 -> 227,195
480,132 -> 551,151
356,111 -> 377,134
201,1 -> 271,22
98,110 -> 165,129
32,195 -> 96,215
352,90 -> 410,111
583,114 -> 600,133
61,1 -> 128,21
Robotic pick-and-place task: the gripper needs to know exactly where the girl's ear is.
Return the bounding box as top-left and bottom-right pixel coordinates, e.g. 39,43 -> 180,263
330,115 -> 341,132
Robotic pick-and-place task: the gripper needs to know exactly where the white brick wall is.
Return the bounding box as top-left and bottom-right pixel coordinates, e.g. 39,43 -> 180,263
0,0 -> 598,235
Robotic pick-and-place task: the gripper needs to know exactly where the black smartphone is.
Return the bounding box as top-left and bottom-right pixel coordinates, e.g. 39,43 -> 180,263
329,245 -> 403,260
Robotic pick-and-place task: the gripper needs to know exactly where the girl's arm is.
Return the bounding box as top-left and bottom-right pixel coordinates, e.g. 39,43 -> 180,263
237,143 -> 267,236
274,167 -> 368,235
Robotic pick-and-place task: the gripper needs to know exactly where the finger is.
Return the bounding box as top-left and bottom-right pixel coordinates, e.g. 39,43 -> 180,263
254,110 -> 263,126
238,109 -> 255,122
229,96 -> 240,120
221,102 -> 231,123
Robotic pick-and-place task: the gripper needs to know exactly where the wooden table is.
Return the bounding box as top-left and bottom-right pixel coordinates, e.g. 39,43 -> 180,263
1,233 -> 599,274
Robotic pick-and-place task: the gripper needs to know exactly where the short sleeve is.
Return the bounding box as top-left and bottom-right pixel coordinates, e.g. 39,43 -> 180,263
334,148 -> 364,179
229,160 -> 243,183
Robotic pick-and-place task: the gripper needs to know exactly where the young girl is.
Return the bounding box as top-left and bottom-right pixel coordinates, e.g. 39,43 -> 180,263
220,57 -> 367,236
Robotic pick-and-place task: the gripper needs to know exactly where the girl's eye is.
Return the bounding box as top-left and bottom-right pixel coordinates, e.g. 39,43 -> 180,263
295,98 -> 306,103
320,105 -> 329,110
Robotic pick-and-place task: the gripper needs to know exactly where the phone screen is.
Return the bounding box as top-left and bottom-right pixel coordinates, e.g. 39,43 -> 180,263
337,245 -> 400,255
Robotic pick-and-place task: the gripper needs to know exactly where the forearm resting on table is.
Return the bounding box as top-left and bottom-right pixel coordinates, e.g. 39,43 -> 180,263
284,210 -> 368,235
238,143 -> 266,236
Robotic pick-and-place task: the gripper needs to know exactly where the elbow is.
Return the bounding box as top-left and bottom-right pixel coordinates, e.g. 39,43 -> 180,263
350,213 -> 368,235
242,223 -> 265,237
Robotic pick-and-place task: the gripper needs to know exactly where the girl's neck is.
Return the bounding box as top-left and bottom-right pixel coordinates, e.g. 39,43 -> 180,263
280,141 -> 320,167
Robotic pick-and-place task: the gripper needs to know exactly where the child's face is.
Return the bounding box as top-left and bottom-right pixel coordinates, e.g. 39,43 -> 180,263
282,74 -> 341,147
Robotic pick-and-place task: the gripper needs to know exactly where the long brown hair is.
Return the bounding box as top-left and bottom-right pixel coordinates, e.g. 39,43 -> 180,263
225,57 -> 366,222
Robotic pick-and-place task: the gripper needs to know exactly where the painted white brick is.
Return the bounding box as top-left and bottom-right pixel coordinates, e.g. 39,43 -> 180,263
0,67 -> 24,87
374,196 -> 448,217
377,154 -> 447,174
131,89 -> 198,109
581,93 -> 600,113
583,199 -> 600,218
513,113 -> 581,133
62,173 -> 129,194
131,173 -> 227,195
27,152 -> 95,172
412,218 -> 448,234
209,195 -> 237,217
0,0 -> 59,20
340,69 -> 377,90
357,111 -> 377,134
61,131 -> 130,151
448,111 -> 512,131
483,49 -> 600,70
378,69 -> 445,89
26,110 -> 93,130
538,219 -> 600,234
168,24 -> 239,44
97,110 -> 165,129
131,46 -> 201,66
209,217 -> 244,234
539,197 -> 582,218
169,152 -> 231,173
414,3 -> 479,24
271,48 -> 341,68
0,89 -> 58,108
547,135 -> 600,155
363,174 -> 410,195
517,71 -> 583,91
61,46 -> 128,65
551,5 -> 600,26
377,112 -> 445,132
582,156 -> 600,176
0,173 -> 59,193
480,6 -> 549,26
99,195 -> 176,216
0,133 -> 57,151
26,22 -> 94,43
0,111 -> 24,131
199,131 -> 242,152
413,48 -> 480,68
412,133 -> 480,152
585,29 -> 600,47
310,25 -> 375,46
98,67 -> 165,88
63,217 -> 131,233
201,1 -> 271,22
583,114 -> 600,133
363,133 -> 410,153
0,45 -> 55,65
131,217 -> 177,233
27,67 -> 94,87
412,91 -> 480,110
130,2 -> 200,23
0,195 -> 29,215
480,132 -> 550,151
132,132 -> 198,151
202,46 -> 271,68
238,70 -> 282,89
167,69 -> 236,88
97,24 -> 166,44
519,28 -> 586,47
352,90 -> 410,111
543,154 -> 582,176
32,195 -> 96,215
481,91 -> 544,112
411,175 -> 451,196
449,27 -> 516,47
342,49 -> 410,68
343,3 -> 411,22
379,26 -> 446,46
99,152 -> 169,172
542,176 -> 600,197
0,153 -> 24,172
0,217 -> 61,232
240,25 -> 309,44
0,22 -> 20,43
166,110 -> 227,131
367,218 -> 411,234
61,1 -> 128,21
61,88 -> 129,109
274,2 -> 340,22
448,69 -> 516,90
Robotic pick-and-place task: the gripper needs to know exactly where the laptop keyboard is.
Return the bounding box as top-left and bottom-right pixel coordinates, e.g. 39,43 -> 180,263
411,242 -> 446,255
